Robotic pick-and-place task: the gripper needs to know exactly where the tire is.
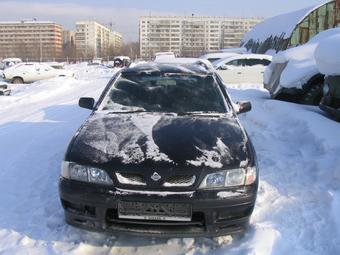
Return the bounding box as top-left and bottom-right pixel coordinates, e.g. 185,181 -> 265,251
12,77 -> 24,84
301,83 -> 323,105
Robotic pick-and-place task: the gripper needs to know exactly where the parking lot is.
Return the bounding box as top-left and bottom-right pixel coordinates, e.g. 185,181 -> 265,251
0,64 -> 339,254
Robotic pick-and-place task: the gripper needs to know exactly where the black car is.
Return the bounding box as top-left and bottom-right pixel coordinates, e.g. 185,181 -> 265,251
0,83 -> 11,96
59,62 -> 259,237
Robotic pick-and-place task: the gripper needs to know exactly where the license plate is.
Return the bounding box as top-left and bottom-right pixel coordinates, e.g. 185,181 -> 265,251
118,201 -> 192,222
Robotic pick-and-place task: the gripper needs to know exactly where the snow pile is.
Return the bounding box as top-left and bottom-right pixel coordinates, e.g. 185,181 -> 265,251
315,33 -> 340,75
271,28 -> 340,88
242,2 -> 330,45
65,62 -> 119,80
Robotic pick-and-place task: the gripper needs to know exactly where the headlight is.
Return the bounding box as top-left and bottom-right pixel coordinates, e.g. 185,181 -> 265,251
199,167 -> 257,189
61,161 -> 113,185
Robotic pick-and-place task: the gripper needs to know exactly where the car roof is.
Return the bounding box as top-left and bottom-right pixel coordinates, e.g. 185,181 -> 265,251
200,52 -> 239,60
121,62 -> 214,76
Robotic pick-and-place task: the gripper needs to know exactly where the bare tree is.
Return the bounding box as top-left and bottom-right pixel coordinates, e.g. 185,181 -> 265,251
117,42 -> 140,59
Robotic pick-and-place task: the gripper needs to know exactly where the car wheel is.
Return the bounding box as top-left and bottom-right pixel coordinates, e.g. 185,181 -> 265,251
301,83 -> 323,105
12,77 -> 24,84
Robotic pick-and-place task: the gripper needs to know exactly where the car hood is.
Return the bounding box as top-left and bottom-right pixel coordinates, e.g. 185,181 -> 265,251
68,112 -> 250,170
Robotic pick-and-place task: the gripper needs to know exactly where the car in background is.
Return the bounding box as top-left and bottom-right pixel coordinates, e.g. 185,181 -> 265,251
59,62 -> 259,237
200,52 -> 239,63
0,83 -> 10,96
114,56 -> 131,67
3,62 -> 74,84
153,52 -> 176,62
88,58 -> 103,66
154,57 -> 215,71
264,28 -> 340,105
214,54 -> 272,84
0,58 -> 22,70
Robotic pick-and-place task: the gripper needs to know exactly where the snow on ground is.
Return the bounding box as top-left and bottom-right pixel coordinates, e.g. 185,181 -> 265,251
0,64 -> 340,254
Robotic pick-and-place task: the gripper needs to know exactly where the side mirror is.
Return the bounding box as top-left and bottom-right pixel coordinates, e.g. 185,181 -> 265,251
236,101 -> 252,114
219,65 -> 229,70
79,97 -> 95,110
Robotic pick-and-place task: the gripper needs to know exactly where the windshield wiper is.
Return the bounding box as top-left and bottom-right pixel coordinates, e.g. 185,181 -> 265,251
106,109 -> 148,114
177,111 -> 225,116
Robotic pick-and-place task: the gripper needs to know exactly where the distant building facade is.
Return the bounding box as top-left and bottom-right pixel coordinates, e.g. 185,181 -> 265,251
62,30 -> 75,46
139,16 -> 263,59
242,0 -> 340,54
75,21 -> 123,58
0,20 -> 62,60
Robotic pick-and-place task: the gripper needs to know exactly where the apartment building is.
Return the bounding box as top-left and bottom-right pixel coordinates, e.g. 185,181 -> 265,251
140,16 -> 263,59
0,20 -> 62,60
110,31 -> 123,53
75,21 -> 123,58
62,30 -> 75,46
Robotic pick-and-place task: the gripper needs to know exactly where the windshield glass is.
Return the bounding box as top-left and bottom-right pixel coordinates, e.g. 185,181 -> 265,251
99,73 -> 228,113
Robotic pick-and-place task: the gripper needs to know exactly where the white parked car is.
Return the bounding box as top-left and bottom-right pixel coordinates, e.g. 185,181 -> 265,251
200,52 -> 239,63
214,54 -> 272,84
3,63 -> 74,84
154,57 -> 215,72
153,52 -> 176,61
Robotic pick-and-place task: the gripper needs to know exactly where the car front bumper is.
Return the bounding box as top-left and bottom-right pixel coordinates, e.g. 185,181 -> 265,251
59,178 -> 257,237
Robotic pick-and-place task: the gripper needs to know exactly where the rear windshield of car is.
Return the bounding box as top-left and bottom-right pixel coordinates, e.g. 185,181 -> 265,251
100,73 -> 228,113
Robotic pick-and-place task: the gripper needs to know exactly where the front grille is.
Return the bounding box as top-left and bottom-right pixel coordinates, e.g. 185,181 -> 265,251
116,173 -> 146,186
163,175 -> 196,187
116,172 -> 196,188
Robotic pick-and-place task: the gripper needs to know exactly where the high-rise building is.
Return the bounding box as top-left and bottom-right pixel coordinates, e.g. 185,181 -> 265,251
75,21 -> 123,58
139,16 -> 263,59
0,20 -> 62,60
62,30 -> 75,46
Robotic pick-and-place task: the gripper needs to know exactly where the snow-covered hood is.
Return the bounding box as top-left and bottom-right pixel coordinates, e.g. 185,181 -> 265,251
67,112 -> 250,170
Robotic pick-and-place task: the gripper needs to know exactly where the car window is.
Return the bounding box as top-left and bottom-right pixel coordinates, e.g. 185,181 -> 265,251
18,64 -> 34,72
207,58 -> 221,62
100,73 -> 228,113
226,59 -> 244,66
245,59 -> 271,66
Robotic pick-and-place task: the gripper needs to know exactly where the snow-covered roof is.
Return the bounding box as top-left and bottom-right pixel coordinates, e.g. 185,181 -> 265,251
242,1 -> 333,45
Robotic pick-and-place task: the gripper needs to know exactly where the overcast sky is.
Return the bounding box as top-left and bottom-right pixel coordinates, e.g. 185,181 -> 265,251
0,0 -> 327,42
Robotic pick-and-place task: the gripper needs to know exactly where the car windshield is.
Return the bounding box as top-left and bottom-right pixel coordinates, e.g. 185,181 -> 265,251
99,73 -> 228,113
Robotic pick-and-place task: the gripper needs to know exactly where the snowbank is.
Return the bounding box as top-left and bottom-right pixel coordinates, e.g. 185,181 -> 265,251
315,33 -> 340,75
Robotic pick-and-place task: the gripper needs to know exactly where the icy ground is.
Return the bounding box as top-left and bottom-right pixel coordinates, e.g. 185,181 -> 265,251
0,65 -> 340,254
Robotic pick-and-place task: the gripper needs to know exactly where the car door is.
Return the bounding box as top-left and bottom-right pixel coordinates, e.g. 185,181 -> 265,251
19,64 -> 37,83
216,59 -> 246,84
243,59 -> 271,84
36,64 -> 55,80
